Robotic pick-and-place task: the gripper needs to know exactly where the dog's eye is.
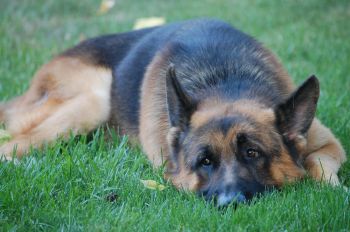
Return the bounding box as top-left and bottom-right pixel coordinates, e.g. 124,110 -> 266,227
245,148 -> 259,159
200,157 -> 212,166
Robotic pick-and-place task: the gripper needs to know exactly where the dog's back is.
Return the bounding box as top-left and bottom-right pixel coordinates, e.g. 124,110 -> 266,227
105,19 -> 294,138
53,19 -> 293,140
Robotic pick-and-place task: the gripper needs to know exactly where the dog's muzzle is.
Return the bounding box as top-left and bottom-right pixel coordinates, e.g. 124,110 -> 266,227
216,191 -> 246,207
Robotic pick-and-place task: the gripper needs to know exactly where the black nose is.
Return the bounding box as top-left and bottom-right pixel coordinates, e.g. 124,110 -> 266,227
216,192 -> 246,207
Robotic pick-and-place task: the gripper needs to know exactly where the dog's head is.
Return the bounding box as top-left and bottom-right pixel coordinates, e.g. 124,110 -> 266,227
165,66 -> 319,206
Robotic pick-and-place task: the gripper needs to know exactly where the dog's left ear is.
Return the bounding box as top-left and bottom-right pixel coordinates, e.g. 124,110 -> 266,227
166,65 -> 197,129
275,75 -> 320,141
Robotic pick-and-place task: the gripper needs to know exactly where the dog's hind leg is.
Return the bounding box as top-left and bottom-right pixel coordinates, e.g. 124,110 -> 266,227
0,69 -> 51,125
0,56 -> 112,160
0,93 -> 110,160
0,29 -> 157,160
0,92 -> 34,124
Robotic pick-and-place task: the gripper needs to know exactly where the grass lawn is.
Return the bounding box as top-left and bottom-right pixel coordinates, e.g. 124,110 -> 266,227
1,0 -> 350,231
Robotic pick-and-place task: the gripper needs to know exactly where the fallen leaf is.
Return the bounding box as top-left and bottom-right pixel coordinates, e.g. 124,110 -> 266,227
133,17 -> 166,30
79,33 -> 87,42
0,129 -> 11,145
97,0 -> 115,15
140,179 -> 166,191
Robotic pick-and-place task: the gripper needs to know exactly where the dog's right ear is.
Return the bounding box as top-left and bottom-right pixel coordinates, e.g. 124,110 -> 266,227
165,65 -> 197,173
166,65 -> 197,130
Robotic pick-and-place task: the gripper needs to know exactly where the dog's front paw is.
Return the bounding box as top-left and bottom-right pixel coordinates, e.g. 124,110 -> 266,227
326,173 -> 340,186
308,165 -> 340,186
315,168 -> 340,186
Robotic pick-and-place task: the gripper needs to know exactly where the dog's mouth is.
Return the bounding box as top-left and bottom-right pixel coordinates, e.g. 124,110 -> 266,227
199,189 -> 249,207
198,185 -> 276,207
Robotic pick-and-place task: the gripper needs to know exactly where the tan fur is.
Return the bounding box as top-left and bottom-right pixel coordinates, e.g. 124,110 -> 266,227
303,119 -> 346,185
191,99 -> 278,153
170,155 -> 201,191
0,56 -> 112,160
139,52 -> 170,167
269,148 -> 306,186
191,99 -> 275,129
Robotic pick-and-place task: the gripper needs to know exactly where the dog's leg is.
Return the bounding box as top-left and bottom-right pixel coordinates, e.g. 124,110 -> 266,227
0,95 -> 30,124
4,97 -> 62,136
0,93 -> 110,159
0,56 -> 112,160
0,74 -> 49,125
304,119 -> 347,185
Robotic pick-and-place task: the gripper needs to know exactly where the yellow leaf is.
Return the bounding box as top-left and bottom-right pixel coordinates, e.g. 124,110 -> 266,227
133,17 -> 166,30
97,0 -> 115,15
140,179 -> 166,191
79,33 -> 87,42
0,129 -> 11,145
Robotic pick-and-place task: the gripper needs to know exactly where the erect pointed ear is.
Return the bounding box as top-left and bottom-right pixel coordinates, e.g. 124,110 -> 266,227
166,64 -> 197,129
275,75 -> 320,141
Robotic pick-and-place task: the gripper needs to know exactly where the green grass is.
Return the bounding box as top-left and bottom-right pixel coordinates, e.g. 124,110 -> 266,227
1,0 -> 349,231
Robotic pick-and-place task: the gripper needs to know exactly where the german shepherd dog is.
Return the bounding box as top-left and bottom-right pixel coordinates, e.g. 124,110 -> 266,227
0,19 -> 346,206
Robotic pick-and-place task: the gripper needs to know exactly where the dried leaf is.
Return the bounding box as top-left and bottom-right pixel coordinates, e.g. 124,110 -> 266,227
140,179 -> 166,191
97,0 -> 115,15
79,33 -> 87,42
133,17 -> 166,30
0,129 -> 11,145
